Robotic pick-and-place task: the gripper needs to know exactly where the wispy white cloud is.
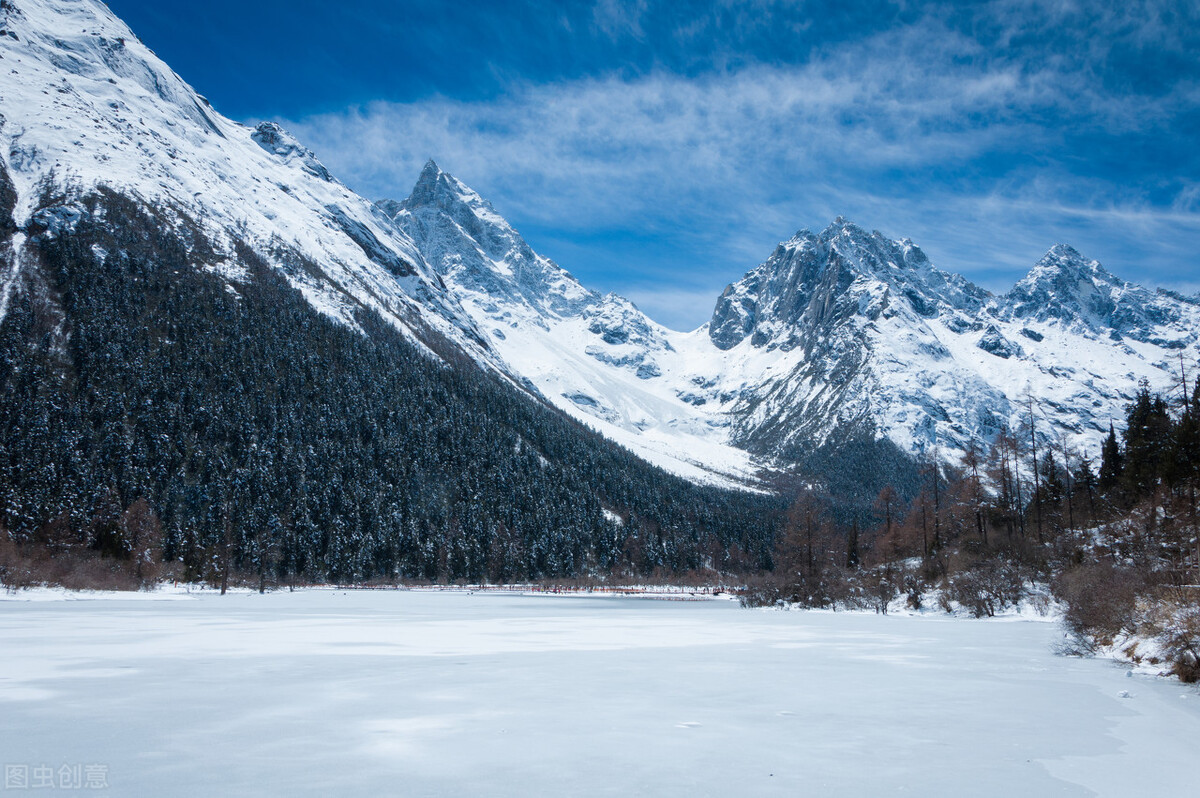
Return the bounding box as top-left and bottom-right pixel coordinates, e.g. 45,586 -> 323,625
278,2 -> 1200,329
287,38 -> 1043,220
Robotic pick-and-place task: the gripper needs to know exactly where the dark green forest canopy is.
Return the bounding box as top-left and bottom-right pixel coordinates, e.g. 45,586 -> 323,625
0,187 -> 781,583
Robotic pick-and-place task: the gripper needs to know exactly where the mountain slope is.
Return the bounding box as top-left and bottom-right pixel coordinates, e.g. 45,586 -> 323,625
0,0 -> 490,360
380,161 -> 768,488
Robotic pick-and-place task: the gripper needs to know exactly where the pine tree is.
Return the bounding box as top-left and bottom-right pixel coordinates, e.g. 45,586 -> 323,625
1073,459 -> 1098,526
1098,423 -> 1123,494
1121,388 -> 1171,498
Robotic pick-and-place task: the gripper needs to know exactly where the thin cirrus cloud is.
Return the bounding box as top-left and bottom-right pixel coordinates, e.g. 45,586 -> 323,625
274,2 -> 1199,330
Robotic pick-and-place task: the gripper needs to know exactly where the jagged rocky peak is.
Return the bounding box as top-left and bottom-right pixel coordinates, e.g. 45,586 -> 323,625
394,160 -> 528,258
401,160 -> 479,212
1000,244 -> 1193,342
1001,244 -> 1125,327
380,162 -> 595,318
709,217 -> 988,350
820,216 -> 889,257
385,159 -> 528,261
251,123 -> 333,182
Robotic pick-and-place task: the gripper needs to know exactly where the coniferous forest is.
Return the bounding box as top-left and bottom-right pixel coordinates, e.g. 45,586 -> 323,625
0,187 -> 779,589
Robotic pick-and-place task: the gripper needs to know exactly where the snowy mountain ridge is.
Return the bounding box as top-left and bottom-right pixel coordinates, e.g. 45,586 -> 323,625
381,170 -> 1200,483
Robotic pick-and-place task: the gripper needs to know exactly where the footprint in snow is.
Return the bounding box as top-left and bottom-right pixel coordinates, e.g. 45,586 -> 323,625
675,721 -> 701,728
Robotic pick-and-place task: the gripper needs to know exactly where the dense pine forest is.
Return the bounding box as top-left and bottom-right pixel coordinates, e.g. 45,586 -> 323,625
0,186 -> 780,589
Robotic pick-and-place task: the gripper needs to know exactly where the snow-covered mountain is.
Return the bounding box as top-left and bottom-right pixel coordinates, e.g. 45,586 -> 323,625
383,168 -> 1200,480
0,0 -> 791,584
0,0 -> 491,366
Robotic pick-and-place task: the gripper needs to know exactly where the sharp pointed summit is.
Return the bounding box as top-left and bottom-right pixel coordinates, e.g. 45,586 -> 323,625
997,244 -> 1194,342
400,159 -> 474,212
379,164 -> 594,319
407,159 -> 447,197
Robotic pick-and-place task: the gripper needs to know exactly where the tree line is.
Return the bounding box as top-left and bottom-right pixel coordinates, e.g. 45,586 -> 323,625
749,369 -> 1200,679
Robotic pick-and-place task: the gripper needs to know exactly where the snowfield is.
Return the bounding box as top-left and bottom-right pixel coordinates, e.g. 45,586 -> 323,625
2,590 -> 1198,796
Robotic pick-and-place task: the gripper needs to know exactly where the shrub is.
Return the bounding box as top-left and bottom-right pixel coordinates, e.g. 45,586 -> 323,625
1053,561 -> 1144,646
1140,590 -> 1200,682
944,557 -> 1024,618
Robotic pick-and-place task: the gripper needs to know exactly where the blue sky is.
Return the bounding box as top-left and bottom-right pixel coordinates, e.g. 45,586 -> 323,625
107,0 -> 1199,330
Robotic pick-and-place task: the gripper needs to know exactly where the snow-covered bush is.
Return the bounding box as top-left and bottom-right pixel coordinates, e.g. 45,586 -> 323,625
1138,590 -> 1200,682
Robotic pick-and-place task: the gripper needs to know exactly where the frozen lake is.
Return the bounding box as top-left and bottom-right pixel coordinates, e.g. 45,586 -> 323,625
2,589 -> 1198,796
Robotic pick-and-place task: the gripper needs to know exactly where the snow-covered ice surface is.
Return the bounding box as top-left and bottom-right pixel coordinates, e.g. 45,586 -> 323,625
2,590 -> 1198,796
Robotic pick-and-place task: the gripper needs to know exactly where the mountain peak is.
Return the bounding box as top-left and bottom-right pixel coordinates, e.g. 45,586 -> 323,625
1030,243 -> 1107,280
1002,244 -> 1124,325
824,216 -> 864,236
1024,244 -> 1115,286
413,158 -> 445,190
1046,242 -> 1084,260
818,219 -> 904,271
405,159 -> 470,210
384,165 -> 600,319
710,218 -> 990,350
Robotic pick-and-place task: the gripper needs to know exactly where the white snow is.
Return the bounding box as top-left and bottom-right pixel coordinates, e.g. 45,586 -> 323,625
1,589 -> 1197,796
